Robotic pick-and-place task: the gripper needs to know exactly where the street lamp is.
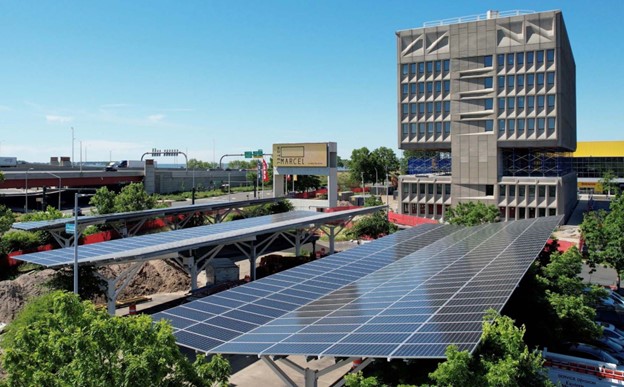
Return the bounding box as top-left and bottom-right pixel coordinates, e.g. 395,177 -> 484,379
24,168 -> 34,212
73,192 -> 93,294
45,172 -> 62,210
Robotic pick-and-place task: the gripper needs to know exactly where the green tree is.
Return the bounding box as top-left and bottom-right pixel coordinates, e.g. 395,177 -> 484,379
115,182 -> 157,213
347,211 -> 397,239
227,160 -> 256,170
600,170 -> 619,197
90,186 -> 117,214
446,202 -> 499,226
294,175 -> 322,193
18,206 -> 64,222
0,205 -> 15,235
371,147 -> 400,183
344,371 -> 383,387
188,158 -> 217,170
429,310 -> 553,387
349,147 -> 374,185
0,291 -> 230,386
581,193 -> 624,289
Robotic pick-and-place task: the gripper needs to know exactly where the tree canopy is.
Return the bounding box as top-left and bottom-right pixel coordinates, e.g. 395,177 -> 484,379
581,193 -> 624,288
187,158 -> 217,170
0,291 -> 230,386
445,202 -> 499,226
90,183 -> 158,215
349,147 -> 399,185
599,170 -> 619,196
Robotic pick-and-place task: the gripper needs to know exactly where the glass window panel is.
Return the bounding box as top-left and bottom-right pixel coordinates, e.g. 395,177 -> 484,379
517,96 -> 525,109
484,55 -> 492,67
444,121 -> 451,134
497,54 -> 505,67
484,77 -> 493,88
546,49 -> 554,63
485,120 -> 493,132
498,75 -> 505,89
527,51 -> 534,65
485,99 -> 493,110
547,72 -> 555,85
443,60 -> 450,72
548,95 -> 555,108
517,119 -> 525,133
537,50 -> 544,64
498,119 -> 506,132
516,52 -> 524,65
507,119 -> 515,133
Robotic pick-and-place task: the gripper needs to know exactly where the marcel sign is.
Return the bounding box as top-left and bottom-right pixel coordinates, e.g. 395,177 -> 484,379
273,143 -> 328,167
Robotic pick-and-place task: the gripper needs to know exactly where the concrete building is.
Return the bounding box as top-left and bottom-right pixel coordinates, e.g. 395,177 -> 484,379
396,10 -> 577,221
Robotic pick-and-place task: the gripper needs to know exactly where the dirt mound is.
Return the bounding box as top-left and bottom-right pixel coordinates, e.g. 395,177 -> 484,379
0,261 -> 191,324
0,269 -> 56,323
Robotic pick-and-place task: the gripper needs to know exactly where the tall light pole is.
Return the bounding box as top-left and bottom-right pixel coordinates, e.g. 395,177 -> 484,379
24,168 -> 33,212
71,127 -> 75,167
46,172 -> 62,210
79,140 -> 83,172
73,192 -> 93,295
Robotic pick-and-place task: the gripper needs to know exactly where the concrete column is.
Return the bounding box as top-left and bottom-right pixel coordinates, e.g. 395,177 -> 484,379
106,279 -> 116,316
144,159 -> 156,194
250,242 -> 257,281
328,226 -> 335,255
273,173 -> 285,198
295,229 -> 301,257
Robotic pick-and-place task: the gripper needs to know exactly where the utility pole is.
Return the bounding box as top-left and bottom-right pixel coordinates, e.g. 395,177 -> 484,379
71,127 -> 75,167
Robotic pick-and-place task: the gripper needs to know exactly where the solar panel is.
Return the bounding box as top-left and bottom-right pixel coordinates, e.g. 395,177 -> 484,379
13,206 -> 386,268
155,216 -> 561,359
11,197 -> 282,231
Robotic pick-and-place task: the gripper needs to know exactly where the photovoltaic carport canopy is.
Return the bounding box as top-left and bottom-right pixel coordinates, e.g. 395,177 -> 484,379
153,216 -> 562,359
12,207 -> 384,268
11,197 -> 281,231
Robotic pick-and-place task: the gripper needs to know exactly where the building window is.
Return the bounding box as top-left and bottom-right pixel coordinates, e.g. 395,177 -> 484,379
426,61 -> 433,73
444,80 -> 450,93
410,103 -> 417,114
427,122 -> 434,134
517,96 -> 525,109
405,184 -> 411,194
426,82 -> 433,93
436,184 -> 442,195
410,63 -> 416,74
419,123 -> 425,134
536,50 -> 544,65
547,72 -> 555,85
410,83 -> 417,95
444,121 -> 451,134
519,185 -> 526,197
418,62 -> 425,75
517,52 -> 524,66
507,53 -> 514,66
420,184 -> 426,194
546,49 -> 555,63
485,98 -> 493,110
509,185 -> 516,197
517,74 -> 524,88
507,75 -> 515,89
435,101 -> 442,113
529,186 -> 535,200
445,184 -> 451,195
517,119 -> 525,134
547,95 -> 555,108
507,119 -> 515,133
485,120 -> 493,132
539,186 -> 546,198
527,73 -> 535,87
527,96 -> 535,110
527,118 -> 535,132
402,84 -> 408,97
484,77 -> 493,88
507,97 -> 515,110
537,73 -> 545,86
484,55 -> 493,67
410,123 -> 417,135
435,122 -> 442,134
486,185 -> 494,196
402,103 -> 408,114
418,103 -> 425,115
443,59 -> 450,72
402,124 -> 409,135
537,95 -> 545,109
444,101 -> 451,113
527,51 -> 534,65
498,97 -> 505,111
435,81 -> 441,93
498,119 -> 506,133
548,186 -> 556,198
500,185 -> 506,197
548,117 -> 556,131
402,64 -> 408,75
498,54 -> 505,68
418,82 -> 425,94
428,184 -> 434,195
435,60 -> 441,73
427,102 -> 434,114
537,118 -> 545,132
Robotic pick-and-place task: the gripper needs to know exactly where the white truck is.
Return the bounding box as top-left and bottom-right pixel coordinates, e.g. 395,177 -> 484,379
105,160 -> 146,171
0,157 -> 18,167
544,348 -> 624,386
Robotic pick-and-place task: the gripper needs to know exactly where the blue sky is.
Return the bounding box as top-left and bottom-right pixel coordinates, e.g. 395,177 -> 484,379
0,1 -> 622,163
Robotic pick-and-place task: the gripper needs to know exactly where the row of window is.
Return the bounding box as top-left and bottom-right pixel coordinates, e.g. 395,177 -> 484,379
496,95 -> 556,111
401,101 -> 451,115
401,122 -> 452,136
495,72 -> 555,90
500,184 -> 556,199
402,183 -> 452,195
495,49 -> 555,68
401,60 -> 451,76
498,117 -> 556,133
401,80 -> 451,98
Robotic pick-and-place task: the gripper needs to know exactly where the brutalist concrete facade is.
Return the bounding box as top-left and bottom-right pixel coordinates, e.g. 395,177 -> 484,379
396,10 -> 577,221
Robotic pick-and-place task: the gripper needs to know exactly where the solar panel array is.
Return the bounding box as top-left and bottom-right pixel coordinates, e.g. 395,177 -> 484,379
154,216 -> 561,359
12,197 -> 280,231
13,207 -> 383,268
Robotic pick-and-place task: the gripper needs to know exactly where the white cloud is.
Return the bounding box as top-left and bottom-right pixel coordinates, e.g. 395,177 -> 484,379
46,115 -> 73,123
148,114 -> 165,123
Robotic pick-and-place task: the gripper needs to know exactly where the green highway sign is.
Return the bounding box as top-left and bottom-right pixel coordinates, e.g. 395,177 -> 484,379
65,223 -> 75,234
